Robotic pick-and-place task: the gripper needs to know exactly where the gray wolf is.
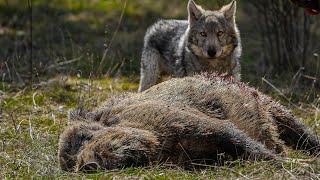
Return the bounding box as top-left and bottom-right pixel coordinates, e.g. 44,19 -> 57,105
59,74 -> 319,172
138,0 -> 242,92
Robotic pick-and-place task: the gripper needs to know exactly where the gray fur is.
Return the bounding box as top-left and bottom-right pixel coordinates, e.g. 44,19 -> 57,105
139,0 -> 242,92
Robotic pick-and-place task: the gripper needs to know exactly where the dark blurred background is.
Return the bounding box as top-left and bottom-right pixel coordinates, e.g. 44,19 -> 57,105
1,0 -> 320,101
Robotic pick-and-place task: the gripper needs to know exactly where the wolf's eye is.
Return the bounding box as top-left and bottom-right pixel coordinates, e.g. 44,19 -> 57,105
200,32 -> 207,37
217,31 -> 224,36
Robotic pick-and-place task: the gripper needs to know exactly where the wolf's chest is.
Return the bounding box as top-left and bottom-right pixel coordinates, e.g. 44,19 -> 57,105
185,57 -> 236,75
207,58 -> 235,73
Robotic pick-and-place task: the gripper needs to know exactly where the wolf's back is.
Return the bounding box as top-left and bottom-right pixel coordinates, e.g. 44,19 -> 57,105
143,20 -> 188,57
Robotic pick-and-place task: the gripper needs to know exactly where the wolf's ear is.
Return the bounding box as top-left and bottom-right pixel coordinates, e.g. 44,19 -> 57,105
220,0 -> 236,24
188,0 -> 204,25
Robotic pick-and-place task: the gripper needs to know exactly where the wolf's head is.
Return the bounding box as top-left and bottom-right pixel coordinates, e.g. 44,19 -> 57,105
187,0 -> 240,60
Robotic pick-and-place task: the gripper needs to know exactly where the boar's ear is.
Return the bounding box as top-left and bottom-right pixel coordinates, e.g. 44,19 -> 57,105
188,0 -> 204,26
220,0 -> 236,24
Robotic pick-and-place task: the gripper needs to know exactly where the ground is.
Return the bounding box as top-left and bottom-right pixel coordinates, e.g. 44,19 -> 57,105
1,76 -> 319,179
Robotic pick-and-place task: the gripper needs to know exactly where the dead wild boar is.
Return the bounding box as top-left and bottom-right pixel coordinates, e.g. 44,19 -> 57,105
58,74 -> 319,172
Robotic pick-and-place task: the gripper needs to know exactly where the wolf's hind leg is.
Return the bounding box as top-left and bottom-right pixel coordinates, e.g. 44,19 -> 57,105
139,47 -> 161,92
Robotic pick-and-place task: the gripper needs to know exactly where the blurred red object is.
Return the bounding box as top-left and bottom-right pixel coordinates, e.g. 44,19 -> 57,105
289,0 -> 320,15
304,8 -> 320,15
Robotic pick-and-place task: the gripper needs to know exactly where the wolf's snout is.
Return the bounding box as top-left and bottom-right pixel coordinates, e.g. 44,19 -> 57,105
207,48 -> 217,58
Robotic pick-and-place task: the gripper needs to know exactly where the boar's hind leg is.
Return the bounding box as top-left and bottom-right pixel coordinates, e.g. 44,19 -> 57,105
272,107 -> 320,154
205,122 -> 276,161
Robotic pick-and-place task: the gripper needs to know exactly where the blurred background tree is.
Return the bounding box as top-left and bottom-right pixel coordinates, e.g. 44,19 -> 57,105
0,0 -> 319,99
244,0 -> 320,83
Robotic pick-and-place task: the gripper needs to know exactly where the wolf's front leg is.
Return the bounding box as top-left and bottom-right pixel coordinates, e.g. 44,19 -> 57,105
139,47 -> 161,92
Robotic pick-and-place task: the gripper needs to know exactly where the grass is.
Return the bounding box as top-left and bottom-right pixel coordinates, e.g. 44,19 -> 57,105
1,76 -> 320,179
0,76 -> 139,179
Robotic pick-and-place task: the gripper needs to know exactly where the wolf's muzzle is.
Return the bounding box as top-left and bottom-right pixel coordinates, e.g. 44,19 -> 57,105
207,48 -> 217,58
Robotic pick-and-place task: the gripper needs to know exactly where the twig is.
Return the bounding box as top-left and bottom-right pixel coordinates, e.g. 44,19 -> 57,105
281,163 -> 297,180
77,70 -> 83,105
2,72 -> 5,92
5,61 -> 12,82
9,113 -> 18,137
302,75 -> 318,81
28,0 -> 33,87
46,56 -> 82,70
281,156 -> 320,167
57,117 -> 63,142
178,143 -> 192,162
28,115 -> 34,140
290,67 -> 304,90
32,91 -> 37,107
109,84 -> 113,93
97,0 -> 128,75
314,53 -> 319,80
262,77 -> 305,111
15,71 -> 25,86
313,105 -> 319,126
13,87 -> 27,99
190,162 -> 216,168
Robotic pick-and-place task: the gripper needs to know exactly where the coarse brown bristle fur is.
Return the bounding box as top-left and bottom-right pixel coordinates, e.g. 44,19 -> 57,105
58,73 -> 320,172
